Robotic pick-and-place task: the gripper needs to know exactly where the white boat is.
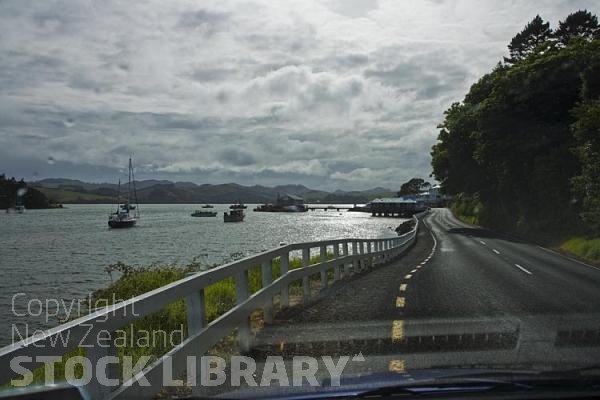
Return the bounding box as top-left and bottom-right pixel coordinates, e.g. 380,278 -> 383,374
108,158 -> 139,228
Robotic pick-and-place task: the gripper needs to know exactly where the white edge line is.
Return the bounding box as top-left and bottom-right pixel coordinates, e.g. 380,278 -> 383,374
480,240 -> 486,245
492,249 -> 500,255
537,245 -> 600,271
515,264 -> 532,275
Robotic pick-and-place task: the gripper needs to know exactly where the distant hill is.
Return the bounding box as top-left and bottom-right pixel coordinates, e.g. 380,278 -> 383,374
31,178 -> 391,204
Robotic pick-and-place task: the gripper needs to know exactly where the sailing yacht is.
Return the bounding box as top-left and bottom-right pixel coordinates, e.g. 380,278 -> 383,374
108,158 -> 140,228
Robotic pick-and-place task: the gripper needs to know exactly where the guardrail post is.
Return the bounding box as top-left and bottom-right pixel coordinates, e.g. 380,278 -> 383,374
333,244 -> 341,281
343,242 -> 350,277
261,261 -> 273,324
235,270 -> 252,352
359,241 -> 365,271
352,241 -> 359,273
185,286 -> 206,336
302,248 -> 311,303
87,334 -> 119,400
280,252 -> 289,308
320,245 -> 328,289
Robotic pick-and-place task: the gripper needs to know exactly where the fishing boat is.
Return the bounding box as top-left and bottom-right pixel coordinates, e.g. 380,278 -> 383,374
201,204 -> 214,208
224,209 -> 244,222
229,201 -> 247,209
191,210 -> 217,217
108,158 -> 139,229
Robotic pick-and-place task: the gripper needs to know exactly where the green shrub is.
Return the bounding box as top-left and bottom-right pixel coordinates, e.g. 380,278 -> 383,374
560,237 -> 600,264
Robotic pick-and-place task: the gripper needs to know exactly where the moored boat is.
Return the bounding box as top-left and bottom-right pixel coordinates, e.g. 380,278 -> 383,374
191,210 -> 217,217
229,201 -> 247,209
108,158 -> 139,229
224,209 -> 244,222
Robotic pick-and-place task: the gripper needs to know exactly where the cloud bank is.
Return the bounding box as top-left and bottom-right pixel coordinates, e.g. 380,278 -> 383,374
0,0 -> 597,189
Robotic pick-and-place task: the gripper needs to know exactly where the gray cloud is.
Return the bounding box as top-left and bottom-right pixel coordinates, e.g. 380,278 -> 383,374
176,9 -> 231,36
1,0 -> 598,190
219,149 -> 257,166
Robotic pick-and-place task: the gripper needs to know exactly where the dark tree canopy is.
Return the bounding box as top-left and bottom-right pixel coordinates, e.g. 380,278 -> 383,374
504,15 -> 552,65
431,10 -> 600,238
0,175 -> 50,209
398,178 -> 429,197
555,10 -> 600,44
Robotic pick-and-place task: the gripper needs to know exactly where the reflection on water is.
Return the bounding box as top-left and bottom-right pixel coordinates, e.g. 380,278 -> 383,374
0,204 -> 404,345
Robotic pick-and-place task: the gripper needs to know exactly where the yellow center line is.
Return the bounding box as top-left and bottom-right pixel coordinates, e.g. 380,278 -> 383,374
389,359 -> 405,373
396,296 -> 405,308
391,320 -> 404,342
399,284 -> 407,292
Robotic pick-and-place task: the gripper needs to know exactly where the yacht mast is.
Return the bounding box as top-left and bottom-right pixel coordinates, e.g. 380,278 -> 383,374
128,158 -> 132,207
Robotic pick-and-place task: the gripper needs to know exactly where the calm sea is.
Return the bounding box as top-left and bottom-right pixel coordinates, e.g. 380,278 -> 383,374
0,204 -> 404,346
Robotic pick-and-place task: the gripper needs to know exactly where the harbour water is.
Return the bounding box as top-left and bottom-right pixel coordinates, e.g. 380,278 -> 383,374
0,204 -> 405,346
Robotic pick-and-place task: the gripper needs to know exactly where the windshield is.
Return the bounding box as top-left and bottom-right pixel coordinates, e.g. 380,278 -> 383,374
1,1 -> 600,399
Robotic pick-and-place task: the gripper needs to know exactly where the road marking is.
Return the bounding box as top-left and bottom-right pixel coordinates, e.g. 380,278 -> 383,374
391,320 -> 404,342
411,269 -> 417,273
399,284 -> 407,292
480,240 -> 486,245
404,274 -> 412,279
492,249 -> 500,255
389,359 -> 405,372
396,297 -> 406,308
515,264 -> 533,275
537,245 -> 600,272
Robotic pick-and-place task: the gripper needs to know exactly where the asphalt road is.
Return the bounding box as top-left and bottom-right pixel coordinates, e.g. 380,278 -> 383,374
246,208 -> 600,379
406,208 -> 600,319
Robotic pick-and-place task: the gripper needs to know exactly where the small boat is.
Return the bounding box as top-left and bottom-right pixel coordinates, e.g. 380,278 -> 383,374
191,210 -> 217,217
11,188 -> 27,213
201,204 -> 214,209
224,209 -> 245,222
108,158 -> 139,229
282,204 -> 308,212
229,201 -> 247,209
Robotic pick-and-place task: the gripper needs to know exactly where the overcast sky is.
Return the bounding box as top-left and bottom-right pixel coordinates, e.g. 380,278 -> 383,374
0,0 -> 597,190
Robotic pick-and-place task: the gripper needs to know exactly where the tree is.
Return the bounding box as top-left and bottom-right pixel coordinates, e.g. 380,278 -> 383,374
504,15 -> 552,65
431,21 -> 600,236
555,10 -> 600,45
398,178 -> 429,197
571,57 -> 600,235
572,101 -> 600,235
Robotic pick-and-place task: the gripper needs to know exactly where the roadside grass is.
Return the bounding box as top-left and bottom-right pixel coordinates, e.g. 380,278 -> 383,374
560,237 -> 600,265
450,194 -> 482,226
11,252 -> 333,387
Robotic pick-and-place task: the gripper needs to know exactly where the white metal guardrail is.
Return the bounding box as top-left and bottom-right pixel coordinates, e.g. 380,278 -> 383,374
0,216 -> 420,399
